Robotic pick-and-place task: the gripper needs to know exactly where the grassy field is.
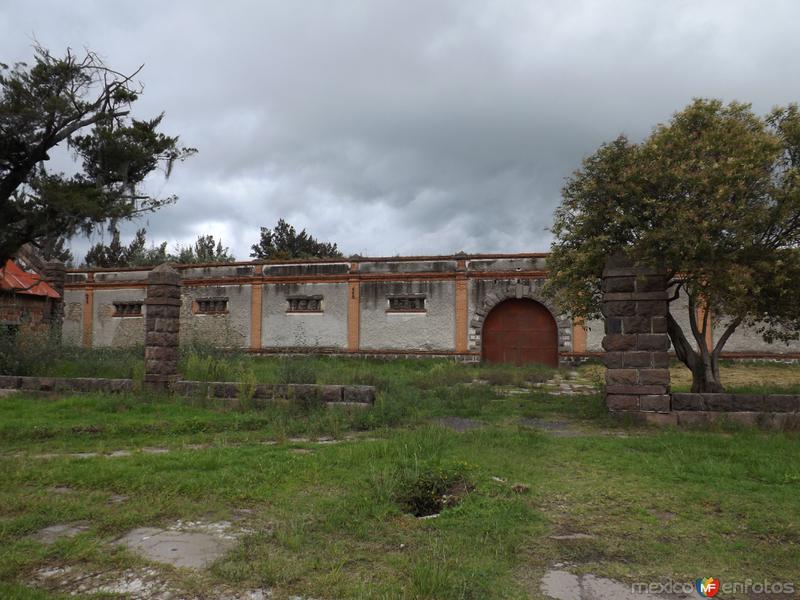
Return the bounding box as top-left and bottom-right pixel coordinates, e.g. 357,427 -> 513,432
1,355 -> 799,599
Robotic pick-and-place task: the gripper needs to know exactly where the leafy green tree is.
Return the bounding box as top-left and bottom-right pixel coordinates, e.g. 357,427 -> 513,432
545,99 -> 800,392
0,45 -> 195,263
84,227 -> 167,268
250,218 -> 342,259
171,234 -> 234,264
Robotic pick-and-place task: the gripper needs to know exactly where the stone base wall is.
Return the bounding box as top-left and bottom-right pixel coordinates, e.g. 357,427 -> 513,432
0,375 -> 375,405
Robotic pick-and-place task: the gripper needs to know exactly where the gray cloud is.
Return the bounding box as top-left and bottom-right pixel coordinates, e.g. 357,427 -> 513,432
3,0 -> 800,262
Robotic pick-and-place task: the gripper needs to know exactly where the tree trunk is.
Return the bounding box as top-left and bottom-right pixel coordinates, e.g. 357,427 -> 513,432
666,312 -> 724,393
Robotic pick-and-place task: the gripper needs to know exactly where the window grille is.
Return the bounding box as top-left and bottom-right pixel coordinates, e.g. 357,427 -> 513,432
387,296 -> 426,311
196,298 -> 228,314
113,301 -> 143,317
287,296 -> 323,312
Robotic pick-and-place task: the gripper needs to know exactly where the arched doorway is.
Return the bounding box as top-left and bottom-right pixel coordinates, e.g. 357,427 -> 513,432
481,299 -> 558,366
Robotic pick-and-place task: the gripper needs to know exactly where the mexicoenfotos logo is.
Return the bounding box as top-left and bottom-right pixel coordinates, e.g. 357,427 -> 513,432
695,577 -> 720,597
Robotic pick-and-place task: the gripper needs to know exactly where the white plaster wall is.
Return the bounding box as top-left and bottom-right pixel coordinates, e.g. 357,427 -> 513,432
62,289 -> 84,346
584,317 -> 605,352
715,319 -> 800,354
180,284 -> 251,348
360,280 -> 455,351
92,288 -> 146,347
262,282 -> 348,349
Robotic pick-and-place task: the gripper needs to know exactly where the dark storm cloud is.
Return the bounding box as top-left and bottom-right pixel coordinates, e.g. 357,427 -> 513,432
3,1 -> 800,261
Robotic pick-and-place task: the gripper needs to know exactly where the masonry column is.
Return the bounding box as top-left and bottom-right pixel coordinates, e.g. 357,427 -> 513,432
602,253 -> 671,415
347,262 -> 360,352
42,261 -> 66,340
250,264 -> 263,350
82,273 -> 94,348
144,263 -> 181,391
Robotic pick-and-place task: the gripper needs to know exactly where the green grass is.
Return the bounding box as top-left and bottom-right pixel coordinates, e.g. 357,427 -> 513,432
1,355 -> 799,599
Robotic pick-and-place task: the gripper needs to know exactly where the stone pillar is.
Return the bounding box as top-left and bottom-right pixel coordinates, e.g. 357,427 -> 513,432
144,263 -> 181,391
41,261 -> 66,339
602,253 -> 671,414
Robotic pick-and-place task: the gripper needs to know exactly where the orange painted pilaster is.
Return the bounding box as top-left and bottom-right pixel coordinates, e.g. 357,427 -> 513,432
455,259 -> 468,352
696,305 -> 714,351
250,265 -> 263,350
347,263 -> 360,352
572,317 -> 587,353
82,274 -> 94,348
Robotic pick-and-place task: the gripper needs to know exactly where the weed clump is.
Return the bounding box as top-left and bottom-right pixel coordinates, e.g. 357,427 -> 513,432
394,465 -> 474,517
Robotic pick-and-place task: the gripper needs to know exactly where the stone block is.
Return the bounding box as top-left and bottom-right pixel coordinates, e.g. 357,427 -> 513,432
639,369 -> 670,385
636,334 -> 670,351
210,382 -> 238,398
605,369 -> 639,385
152,318 -> 180,333
145,346 -> 179,361
602,352 -> 623,369
651,316 -> 668,333
0,375 -> 21,389
701,393 -> 736,411
145,285 -> 181,299
762,395 -> 800,412
651,353 -> 670,368
606,394 -> 639,411
602,277 -> 636,293
622,316 -> 651,334
636,300 -> 667,317
602,334 -> 637,351
621,351 -> 653,368
145,332 -> 179,346
606,384 -> 668,395
601,301 -> 636,317
675,411 -> 711,427
604,318 -> 622,334
319,385 -> 344,402
633,275 -> 667,292
640,394 -> 671,412
20,377 -> 41,391
644,412 -> 678,426
343,385 -> 376,404
671,393 -> 704,411
289,384 -> 321,401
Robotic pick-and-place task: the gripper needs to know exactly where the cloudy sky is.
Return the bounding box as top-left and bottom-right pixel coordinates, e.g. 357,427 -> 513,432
2,1 -> 800,262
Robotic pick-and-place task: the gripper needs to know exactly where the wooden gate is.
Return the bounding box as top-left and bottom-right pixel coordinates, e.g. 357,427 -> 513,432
481,299 -> 558,366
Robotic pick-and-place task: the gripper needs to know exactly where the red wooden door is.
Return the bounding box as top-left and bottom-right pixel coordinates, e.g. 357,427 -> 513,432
481,299 -> 558,366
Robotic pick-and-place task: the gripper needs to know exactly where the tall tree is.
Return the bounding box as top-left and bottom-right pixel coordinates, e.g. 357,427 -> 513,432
0,45 -> 195,263
172,234 -> 234,263
250,218 -> 342,259
545,99 -> 800,392
84,227 -> 167,268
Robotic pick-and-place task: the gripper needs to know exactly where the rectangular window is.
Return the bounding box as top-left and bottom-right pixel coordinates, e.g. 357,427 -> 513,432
196,297 -> 228,314
387,295 -> 426,312
113,301 -> 143,317
287,296 -> 323,312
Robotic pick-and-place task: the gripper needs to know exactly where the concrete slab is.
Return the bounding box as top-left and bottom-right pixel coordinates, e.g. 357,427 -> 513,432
541,570 -> 694,600
115,526 -> 236,569
34,521 -> 90,545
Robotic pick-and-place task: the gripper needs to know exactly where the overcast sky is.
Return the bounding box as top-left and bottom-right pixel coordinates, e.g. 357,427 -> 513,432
2,1 -> 800,262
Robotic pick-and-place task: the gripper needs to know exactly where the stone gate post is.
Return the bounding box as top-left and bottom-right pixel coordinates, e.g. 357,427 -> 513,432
42,261 -> 66,340
144,263 -> 181,391
602,254 -> 671,416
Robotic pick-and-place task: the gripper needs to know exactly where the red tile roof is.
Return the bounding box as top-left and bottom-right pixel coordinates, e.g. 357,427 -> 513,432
0,260 -> 60,299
